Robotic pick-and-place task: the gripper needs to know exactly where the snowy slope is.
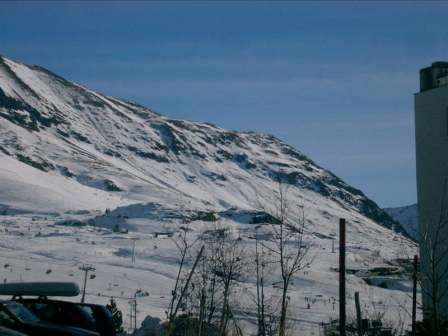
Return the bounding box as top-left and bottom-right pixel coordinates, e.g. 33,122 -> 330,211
0,55 -> 403,234
0,153 -> 124,214
385,204 -> 418,239
0,55 -> 418,335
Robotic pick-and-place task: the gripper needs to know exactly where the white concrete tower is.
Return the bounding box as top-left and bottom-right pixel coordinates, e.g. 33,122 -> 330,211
415,61 -> 448,319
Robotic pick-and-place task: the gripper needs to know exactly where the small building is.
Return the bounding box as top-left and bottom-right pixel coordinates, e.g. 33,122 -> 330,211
415,61 -> 448,320
152,231 -> 174,238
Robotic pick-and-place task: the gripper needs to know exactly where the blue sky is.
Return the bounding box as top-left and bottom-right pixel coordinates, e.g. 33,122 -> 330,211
1,1 -> 448,207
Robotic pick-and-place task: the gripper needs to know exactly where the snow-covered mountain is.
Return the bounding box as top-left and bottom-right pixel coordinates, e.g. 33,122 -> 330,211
0,55 -> 417,334
0,54 -> 403,234
385,204 -> 418,239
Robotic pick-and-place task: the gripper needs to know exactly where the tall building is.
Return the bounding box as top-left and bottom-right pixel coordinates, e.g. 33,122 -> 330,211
415,61 -> 448,319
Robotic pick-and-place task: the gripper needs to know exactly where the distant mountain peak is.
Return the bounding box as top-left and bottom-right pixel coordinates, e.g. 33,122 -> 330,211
384,204 -> 418,239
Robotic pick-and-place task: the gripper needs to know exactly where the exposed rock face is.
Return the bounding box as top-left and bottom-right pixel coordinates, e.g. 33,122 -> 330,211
0,54 -> 404,235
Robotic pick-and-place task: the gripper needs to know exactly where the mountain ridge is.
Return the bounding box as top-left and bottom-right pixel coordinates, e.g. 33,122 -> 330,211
385,204 -> 418,239
0,54 -> 404,235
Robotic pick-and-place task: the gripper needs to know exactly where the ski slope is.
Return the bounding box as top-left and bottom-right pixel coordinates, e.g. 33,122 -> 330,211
0,55 -> 418,334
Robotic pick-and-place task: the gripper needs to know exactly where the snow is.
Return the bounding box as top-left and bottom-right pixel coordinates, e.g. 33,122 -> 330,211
0,212 -> 418,335
0,153 -> 123,213
0,55 -> 420,334
385,204 -> 418,239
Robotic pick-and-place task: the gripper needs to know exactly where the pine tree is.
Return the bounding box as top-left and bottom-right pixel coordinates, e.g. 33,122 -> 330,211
106,298 -> 124,333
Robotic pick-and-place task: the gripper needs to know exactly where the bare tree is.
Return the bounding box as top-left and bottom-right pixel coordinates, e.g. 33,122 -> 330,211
176,223 -> 246,336
250,225 -> 281,336
255,226 -> 267,336
167,220 -> 199,322
189,237 -> 221,336
418,182 -> 448,336
211,227 -> 246,336
259,182 -> 312,336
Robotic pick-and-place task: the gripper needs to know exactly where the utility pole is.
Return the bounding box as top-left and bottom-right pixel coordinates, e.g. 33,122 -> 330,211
339,218 -> 346,336
79,264 -> 95,303
134,299 -> 137,330
128,300 -> 134,332
126,289 -> 145,331
412,254 -> 418,336
355,292 -> 362,336
130,237 -> 139,264
129,297 -> 137,331
133,291 -> 138,330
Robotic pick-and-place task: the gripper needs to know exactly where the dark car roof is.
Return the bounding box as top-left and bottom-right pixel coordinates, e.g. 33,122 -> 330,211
0,326 -> 28,336
17,298 -> 104,307
0,282 -> 80,297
